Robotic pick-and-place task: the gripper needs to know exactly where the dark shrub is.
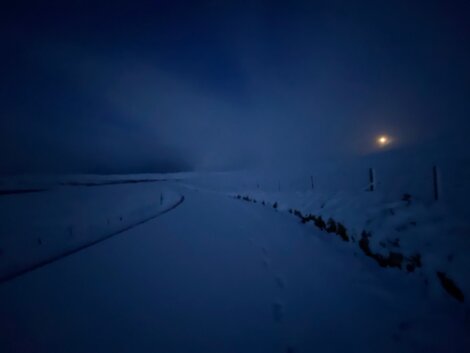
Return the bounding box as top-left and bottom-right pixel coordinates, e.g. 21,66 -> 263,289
326,218 -> 337,233
314,216 -> 326,230
336,222 -> 349,242
359,231 -> 373,256
402,193 -> 412,206
388,252 -> 404,269
406,254 -> 422,272
436,272 -> 465,303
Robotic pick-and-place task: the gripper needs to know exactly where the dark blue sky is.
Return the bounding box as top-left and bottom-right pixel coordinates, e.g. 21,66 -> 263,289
1,0 -> 469,174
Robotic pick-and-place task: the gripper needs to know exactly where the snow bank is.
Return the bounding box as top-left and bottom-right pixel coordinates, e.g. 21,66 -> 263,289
231,189 -> 469,303
0,181 -> 183,282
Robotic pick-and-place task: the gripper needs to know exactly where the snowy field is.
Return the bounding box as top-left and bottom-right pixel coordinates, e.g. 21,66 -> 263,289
0,179 -> 183,282
0,147 -> 469,352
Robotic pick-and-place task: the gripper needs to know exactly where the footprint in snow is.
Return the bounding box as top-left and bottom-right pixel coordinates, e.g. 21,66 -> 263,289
275,276 -> 285,290
398,321 -> 411,331
262,257 -> 271,269
272,301 -> 284,323
391,321 -> 412,343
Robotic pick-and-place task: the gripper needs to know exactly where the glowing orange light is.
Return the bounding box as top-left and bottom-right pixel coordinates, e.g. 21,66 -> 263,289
377,135 -> 391,147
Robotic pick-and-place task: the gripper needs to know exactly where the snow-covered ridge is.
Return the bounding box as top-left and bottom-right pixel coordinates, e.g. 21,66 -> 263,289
0,180 -> 183,283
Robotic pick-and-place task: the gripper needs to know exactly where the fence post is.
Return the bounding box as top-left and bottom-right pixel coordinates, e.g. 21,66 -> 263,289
433,165 -> 440,201
310,176 -> 314,190
369,168 -> 375,191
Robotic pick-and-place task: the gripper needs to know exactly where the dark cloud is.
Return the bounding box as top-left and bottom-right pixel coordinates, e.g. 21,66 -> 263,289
1,0 -> 469,174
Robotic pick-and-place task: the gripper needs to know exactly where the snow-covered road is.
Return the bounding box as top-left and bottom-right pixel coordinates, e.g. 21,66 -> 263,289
0,185 -> 468,352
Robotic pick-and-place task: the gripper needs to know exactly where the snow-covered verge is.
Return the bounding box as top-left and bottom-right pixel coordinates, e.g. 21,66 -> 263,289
0,181 -> 183,282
